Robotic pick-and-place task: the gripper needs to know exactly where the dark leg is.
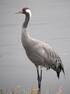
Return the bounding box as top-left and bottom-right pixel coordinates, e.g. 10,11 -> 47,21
36,66 -> 42,94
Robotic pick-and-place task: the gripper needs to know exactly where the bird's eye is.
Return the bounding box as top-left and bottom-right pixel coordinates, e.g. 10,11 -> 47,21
22,8 -> 25,12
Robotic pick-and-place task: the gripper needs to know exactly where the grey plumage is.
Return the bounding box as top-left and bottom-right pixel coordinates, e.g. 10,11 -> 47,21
17,7 -> 65,79
23,37 -> 65,78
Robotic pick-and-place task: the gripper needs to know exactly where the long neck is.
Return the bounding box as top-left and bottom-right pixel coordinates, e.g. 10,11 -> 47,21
21,13 -> 31,48
23,13 -> 30,28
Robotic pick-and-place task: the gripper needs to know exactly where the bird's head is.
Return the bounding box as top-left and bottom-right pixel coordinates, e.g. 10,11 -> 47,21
56,63 -> 65,79
16,7 -> 32,18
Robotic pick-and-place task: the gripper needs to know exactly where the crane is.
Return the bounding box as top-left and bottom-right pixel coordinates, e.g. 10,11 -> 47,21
16,7 -> 65,94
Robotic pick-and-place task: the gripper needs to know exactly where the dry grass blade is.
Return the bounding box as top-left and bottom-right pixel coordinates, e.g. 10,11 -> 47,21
56,87 -> 64,94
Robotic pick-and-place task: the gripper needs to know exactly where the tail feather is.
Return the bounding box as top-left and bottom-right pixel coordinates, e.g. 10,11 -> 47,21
56,63 -> 65,79
60,63 -> 65,75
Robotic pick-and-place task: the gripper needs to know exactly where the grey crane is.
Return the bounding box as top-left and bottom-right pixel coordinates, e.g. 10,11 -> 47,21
17,7 -> 65,94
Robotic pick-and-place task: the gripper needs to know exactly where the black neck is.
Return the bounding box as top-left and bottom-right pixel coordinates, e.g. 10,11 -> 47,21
23,13 -> 30,28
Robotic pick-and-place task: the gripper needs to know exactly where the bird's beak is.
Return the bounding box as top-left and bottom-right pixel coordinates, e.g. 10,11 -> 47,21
16,11 -> 22,14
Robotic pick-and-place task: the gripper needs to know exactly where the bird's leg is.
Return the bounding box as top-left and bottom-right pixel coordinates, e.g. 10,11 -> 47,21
37,67 -> 39,81
36,67 -> 40,94
36,66 -> 42,94
39,66 -> 42,94
40,66 -> 42,82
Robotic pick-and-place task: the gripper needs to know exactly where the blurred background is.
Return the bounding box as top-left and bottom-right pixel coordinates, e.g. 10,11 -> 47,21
0,0 -> 70,94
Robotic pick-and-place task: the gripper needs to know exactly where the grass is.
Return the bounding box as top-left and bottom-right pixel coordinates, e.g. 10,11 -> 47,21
0,86 -> 64,94
0,89 -> 4,94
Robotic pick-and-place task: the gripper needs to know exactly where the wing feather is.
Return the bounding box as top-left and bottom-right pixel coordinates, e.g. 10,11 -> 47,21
25,39 -> 62,70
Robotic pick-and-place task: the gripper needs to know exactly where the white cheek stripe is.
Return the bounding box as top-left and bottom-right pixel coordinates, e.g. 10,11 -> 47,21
26,9 -> 32,17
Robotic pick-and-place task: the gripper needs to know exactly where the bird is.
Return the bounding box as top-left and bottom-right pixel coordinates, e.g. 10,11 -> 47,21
16,7 -> 65,93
